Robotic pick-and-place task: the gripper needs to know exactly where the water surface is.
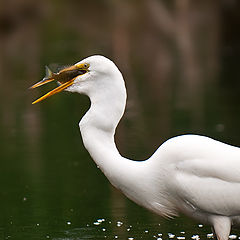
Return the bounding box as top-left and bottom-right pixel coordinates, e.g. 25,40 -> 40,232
0,1 -> 239,239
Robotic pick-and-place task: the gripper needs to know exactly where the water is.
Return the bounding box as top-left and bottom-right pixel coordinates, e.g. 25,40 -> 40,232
0,74 -> 239,240
0,1 -> 240,239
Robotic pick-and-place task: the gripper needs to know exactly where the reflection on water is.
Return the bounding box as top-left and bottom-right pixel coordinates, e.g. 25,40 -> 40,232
54,227 -> 100,240
2,217 -> 238,240
0,0 -> 240,239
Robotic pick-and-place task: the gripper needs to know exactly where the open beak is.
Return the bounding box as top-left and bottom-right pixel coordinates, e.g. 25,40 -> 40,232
30,78 -> 75,104
31,63 -> 89,104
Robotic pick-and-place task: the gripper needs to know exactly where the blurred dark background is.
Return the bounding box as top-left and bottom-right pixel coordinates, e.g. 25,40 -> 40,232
0,0 -> 239,239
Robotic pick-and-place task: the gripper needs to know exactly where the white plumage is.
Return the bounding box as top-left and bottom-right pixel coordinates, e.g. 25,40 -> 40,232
32,55 -> 240,240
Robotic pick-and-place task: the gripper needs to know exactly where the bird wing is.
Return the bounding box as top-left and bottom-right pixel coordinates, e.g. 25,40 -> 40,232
172,156 -> 240,216
151,135 -> 240,217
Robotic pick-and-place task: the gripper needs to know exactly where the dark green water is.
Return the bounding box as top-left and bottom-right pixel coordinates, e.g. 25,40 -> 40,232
0,1 -> 240,239
0,74 -> 239,239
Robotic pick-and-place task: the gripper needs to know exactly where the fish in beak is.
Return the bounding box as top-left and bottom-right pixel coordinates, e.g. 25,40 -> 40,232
30,63 -> 89,104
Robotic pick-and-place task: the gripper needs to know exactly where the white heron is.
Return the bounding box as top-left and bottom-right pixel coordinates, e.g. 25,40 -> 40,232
31,55 -> 240,240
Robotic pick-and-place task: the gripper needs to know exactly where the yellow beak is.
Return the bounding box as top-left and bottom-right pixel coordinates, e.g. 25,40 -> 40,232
31,63 -> 89,104
30,78 -> 75,104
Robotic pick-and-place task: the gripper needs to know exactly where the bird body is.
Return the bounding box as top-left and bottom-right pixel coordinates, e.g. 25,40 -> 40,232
31,55 -> 240,240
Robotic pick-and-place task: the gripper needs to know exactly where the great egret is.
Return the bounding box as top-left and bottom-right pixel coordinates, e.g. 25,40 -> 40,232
31,55 -> 240,240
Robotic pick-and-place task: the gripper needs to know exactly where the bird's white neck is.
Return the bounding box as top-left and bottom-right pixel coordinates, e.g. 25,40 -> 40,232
79,73 -> 131,185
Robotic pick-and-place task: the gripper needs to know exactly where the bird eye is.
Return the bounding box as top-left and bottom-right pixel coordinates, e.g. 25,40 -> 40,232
84,63 -> 88,68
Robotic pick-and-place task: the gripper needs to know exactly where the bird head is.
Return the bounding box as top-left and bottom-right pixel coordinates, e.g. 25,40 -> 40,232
30,55 -> 122,104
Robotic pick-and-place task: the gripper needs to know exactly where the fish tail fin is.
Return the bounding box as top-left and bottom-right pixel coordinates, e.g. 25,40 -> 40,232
44,66 -> 55,80
30,65 -> 57,89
